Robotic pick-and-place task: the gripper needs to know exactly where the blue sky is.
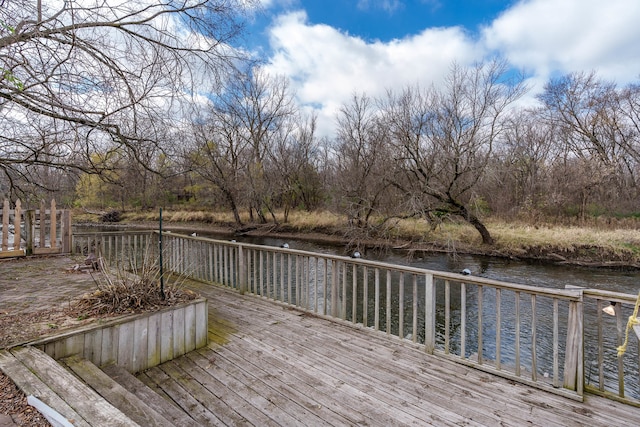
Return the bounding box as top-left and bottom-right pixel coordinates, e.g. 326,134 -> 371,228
243,0 -> 640,136
261,1 -> 514,41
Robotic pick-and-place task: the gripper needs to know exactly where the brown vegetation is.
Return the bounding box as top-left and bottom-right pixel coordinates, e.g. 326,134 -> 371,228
74,208 -> 640,268
73,258 -> 197,317
61,68 -> 640,255
0,373 -> 51,426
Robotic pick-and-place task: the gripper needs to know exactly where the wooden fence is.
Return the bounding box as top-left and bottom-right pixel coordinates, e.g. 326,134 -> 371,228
0,199 -> 72,258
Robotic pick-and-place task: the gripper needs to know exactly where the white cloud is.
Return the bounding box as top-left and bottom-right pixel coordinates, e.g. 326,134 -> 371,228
265,11 -> 481,136
482,0 -> 640,83
263,1 -> 640,137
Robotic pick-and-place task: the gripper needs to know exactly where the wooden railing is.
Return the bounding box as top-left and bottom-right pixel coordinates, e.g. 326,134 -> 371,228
71,230 -> 155,274
0,199 -> 71,258
582,289 -> 640,404
72,230 -> 640,405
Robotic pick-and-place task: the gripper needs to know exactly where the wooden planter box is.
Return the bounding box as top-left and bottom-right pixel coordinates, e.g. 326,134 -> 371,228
29,298 -> 208,373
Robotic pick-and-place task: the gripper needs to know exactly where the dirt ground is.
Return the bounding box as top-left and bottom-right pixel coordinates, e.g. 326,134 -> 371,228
0,255 -> 110,347
0,255 -> 110,426
0,254 -> 195,426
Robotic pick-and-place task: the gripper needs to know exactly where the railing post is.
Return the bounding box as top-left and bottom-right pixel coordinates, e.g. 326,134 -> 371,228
424,273 -> 436,354
25,210 -> 35,255
331,260 -> 338,318
61,210 -> 71,253
39,200 -> 46,250
614,301 -> 625,398
2,199 -> 8,251
13,199 -> 21,251
238,244 -> 246,294
49,199 -> 56,249
563,295 -> 584,393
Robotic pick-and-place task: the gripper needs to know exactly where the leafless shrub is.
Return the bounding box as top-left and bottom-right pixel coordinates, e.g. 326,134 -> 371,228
75,248 -> 197,317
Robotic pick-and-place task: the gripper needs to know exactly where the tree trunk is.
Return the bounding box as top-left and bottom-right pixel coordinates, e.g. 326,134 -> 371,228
283,204 -> 290,223
256,206 -> 267,224
468,214 -> 495,245
455,203 -> 495,245
224,191 -> 242,226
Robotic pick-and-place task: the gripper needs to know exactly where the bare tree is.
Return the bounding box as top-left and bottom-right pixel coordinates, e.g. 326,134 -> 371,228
618,83 -> 640,208
268,113 -> 324,222
620,83 -> 640,144
334,93 -> 395,237
210,68 -> 297,223
384,61 -> 527,245
0,0 -> 251,197
190,105 -> 248,226
537,72 -> 640,219
538,72 -> 619,165
487,112 -> 557,220
0,111 -> 84,200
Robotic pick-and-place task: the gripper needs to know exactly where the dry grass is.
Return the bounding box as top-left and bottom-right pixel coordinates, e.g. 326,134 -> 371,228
284,210 -> 344,230
74,207 -> 640,264
487,221 -> 640,260
310,215 -> 640,263
359,217 -> 640,256
489,222 -> 640,248
120,209 -> 247,224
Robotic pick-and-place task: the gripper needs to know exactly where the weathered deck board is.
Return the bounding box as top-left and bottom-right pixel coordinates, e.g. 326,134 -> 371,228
0,350 -> 91,427
159,360 -> 262,426
161,282 -> 640,427
206,315 -> 464,426
206,318 -> 494,426
62,356 -> 171,427
210,306 -> 560,426
213,299 -> 593,427
187,343 -> 377,426
207,300 -> 545,425
189,342 -> 378,426
102,363 -> 201,427
174,354 -> 284,427
10,347 -> 136,427
141,366 -> 226,426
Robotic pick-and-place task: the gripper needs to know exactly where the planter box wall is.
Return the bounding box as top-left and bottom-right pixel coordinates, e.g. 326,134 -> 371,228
30,298 -> 207,373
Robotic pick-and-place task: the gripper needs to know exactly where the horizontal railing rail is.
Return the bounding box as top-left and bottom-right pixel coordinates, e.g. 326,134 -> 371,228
71,230 -> 640,405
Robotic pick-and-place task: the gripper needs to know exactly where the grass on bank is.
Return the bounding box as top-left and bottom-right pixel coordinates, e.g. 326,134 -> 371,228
73,208 -> 640,265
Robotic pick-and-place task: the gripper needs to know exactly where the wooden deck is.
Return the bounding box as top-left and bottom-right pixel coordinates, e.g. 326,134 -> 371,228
138,283 -> 640,426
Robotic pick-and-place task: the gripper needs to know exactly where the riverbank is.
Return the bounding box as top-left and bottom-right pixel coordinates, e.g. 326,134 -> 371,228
75,209 -> 640,270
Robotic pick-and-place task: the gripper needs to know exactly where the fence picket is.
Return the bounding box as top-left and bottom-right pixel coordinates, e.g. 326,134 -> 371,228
0,199 -> 70,258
